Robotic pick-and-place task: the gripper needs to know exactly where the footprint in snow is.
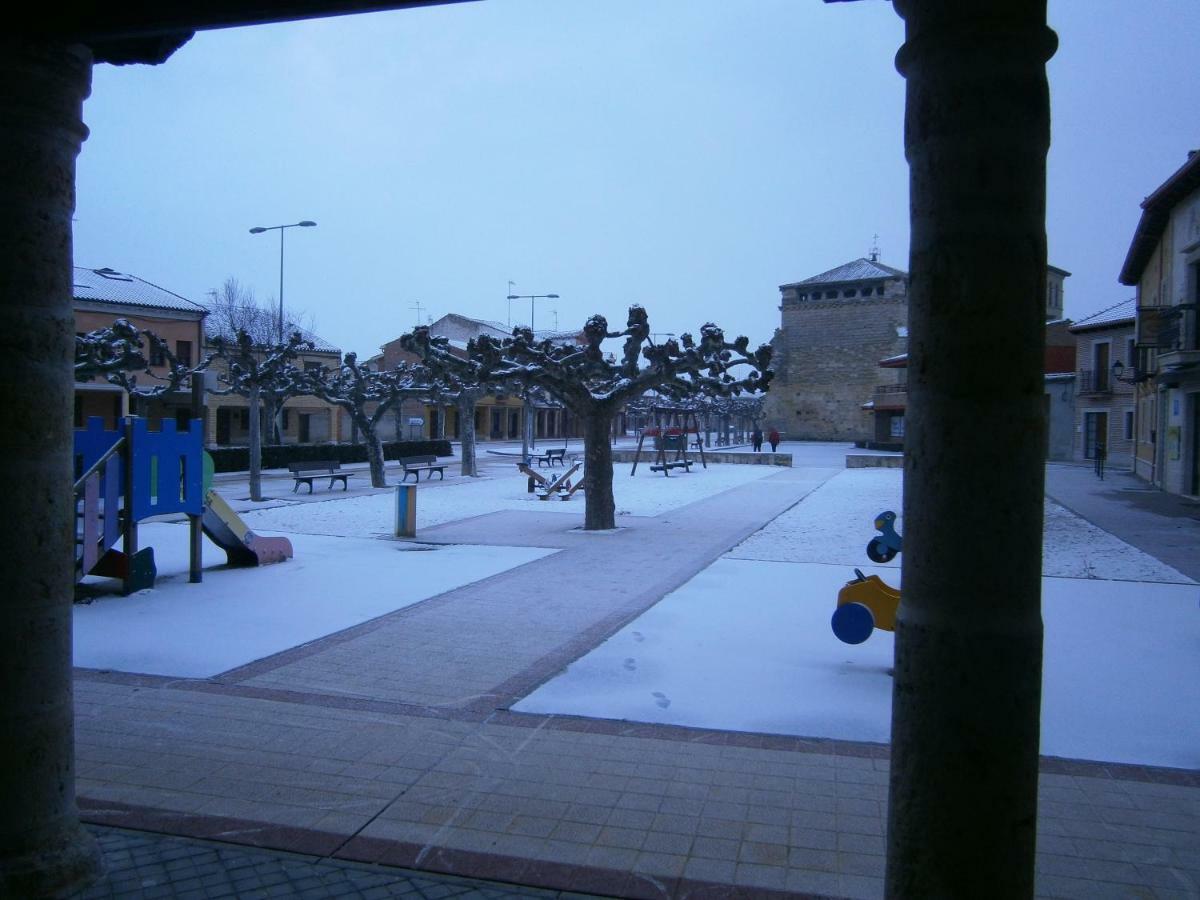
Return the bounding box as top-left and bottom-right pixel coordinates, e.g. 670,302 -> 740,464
631,632 -> 644,643
623,658 -> 637,671
652,692 -> 671,709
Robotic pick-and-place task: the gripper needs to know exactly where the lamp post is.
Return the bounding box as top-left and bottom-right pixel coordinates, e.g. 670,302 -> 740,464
505,291 -> 559,458
249,220 -> 316,445
505,292 -> 559,337
248,220 -> 317,343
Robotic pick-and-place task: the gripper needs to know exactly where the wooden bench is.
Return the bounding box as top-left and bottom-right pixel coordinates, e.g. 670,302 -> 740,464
536,447 -> 567,467
397,455 -> 446,482
288,460 -> 352,493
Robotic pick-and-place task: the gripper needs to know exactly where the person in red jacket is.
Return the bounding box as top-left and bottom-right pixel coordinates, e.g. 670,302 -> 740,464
768,428 -> 780,452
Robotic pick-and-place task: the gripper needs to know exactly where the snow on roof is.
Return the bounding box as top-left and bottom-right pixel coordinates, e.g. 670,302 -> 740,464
202,321 -> 340,354
433,313 -> 511,339
73,266 -> 207,315
1069,298 -> 1135,333
781,257 -> 907,289
1045,372 -> 1076,381
879,353 -> 908,368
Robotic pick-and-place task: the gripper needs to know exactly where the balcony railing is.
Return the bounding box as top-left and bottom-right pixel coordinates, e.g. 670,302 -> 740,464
873,383 -> 908,408
1076,369 -> 1111,394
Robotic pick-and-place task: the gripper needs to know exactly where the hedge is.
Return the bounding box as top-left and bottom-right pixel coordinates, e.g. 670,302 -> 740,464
208,439 -> 454,473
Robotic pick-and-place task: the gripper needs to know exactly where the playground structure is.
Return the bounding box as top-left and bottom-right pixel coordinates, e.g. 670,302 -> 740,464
517,460 -> 584,501
831,510 -> 903,644
74,416 -> 292,594
630,406 -> 707,476
866,510 -> 903,562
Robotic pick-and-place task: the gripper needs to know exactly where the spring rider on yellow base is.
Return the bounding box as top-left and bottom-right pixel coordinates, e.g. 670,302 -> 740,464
831,511 -> 903,644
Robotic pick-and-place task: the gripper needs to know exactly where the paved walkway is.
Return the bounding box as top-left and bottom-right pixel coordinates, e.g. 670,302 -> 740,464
73,454 -> 1199,899
1044,462 -> 1200,581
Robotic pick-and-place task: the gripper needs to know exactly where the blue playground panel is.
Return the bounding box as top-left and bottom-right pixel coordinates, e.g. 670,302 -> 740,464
74,416 -> 204,520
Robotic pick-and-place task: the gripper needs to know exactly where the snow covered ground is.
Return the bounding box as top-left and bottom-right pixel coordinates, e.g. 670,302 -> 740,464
74,460 -> 1199,768
729,468 -> 1193,583
239,462 -> 780,537
514,557 -> 1200,769
516,467 -> 1200,769
74,524 -> 554,678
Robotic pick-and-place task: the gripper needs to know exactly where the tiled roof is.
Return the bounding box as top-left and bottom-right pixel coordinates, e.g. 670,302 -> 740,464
1069,298 -> 1135,332
1120,150 -> 1200,285
73,266 -> 207,315
202,321 -> 340,354
782,257 -> 907,289
434,313 -> 511,339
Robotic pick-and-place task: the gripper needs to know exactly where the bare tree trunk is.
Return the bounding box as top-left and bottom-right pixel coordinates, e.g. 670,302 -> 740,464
458,396 -> 478,477
248,386 -> 263,502
262,395 -> 277,445
393,407 -> 402,443
522,393 -> 534,459
362,417 -> 387,488
437,403 -> 447,440
583,408 -> 615,530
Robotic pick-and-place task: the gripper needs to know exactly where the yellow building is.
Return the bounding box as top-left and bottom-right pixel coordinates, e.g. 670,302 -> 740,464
73,266 -> 208,429
1119,150 -> 1200,495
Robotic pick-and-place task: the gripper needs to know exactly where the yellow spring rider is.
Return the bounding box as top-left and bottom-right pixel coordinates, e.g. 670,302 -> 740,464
832,568 -> 900,644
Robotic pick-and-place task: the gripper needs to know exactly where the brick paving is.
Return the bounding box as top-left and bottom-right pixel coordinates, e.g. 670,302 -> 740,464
74,457 -> 1200,899
70,825 -> 578,899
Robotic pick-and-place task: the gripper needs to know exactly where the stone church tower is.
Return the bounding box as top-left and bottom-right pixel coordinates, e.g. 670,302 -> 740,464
765,255 -> 909,441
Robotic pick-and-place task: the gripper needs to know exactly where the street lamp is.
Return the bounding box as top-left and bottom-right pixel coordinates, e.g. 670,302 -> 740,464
505,291 -> 560,458
248,220 -> 317,343
506,292 -> 560,337
1111,359 -> 1146,384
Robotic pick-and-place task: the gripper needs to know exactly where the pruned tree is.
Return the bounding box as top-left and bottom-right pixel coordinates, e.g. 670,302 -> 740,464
75,318 -> 211,403
209,330 -> 311,501
425,370 -> 493,478
404,305 -> 772,530
204,277 -> 313,443
306,355 -> 430,488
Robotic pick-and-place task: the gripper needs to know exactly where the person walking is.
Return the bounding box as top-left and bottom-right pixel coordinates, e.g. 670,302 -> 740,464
751,427 -> 763,452
768,428 -> 780,452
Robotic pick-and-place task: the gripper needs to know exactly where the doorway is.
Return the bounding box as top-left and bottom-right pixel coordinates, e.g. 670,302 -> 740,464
1190,394 -> 1199,495
1084,411 -> 1108,460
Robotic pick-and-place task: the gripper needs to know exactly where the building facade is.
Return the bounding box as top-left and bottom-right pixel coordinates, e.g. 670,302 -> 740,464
73,266 -> 208,430
767,256 -> 909,441
1120,150 -> 1200,496
203,328 -> 344,448
1069,300 -> 1136,469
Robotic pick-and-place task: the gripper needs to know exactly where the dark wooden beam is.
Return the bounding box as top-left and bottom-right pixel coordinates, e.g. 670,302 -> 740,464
22,0 -> 480,65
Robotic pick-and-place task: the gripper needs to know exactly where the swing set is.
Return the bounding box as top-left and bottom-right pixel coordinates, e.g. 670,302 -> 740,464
630,405 -> 707,476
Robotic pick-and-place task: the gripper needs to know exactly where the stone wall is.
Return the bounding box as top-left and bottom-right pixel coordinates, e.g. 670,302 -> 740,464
765,294 -> 908,440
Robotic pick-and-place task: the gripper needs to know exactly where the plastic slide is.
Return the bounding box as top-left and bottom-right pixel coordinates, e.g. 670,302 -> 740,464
201,489 -> 293,566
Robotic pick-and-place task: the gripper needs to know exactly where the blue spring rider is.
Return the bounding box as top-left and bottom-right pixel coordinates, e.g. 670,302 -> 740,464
865,510 -> 903,563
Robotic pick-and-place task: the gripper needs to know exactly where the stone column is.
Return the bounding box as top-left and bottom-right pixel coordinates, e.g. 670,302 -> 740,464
887,3 -> 1056,896
0,40 -> 102,897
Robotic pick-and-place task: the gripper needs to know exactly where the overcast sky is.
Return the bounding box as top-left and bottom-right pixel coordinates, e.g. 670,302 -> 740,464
74,0 -> 1199,358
